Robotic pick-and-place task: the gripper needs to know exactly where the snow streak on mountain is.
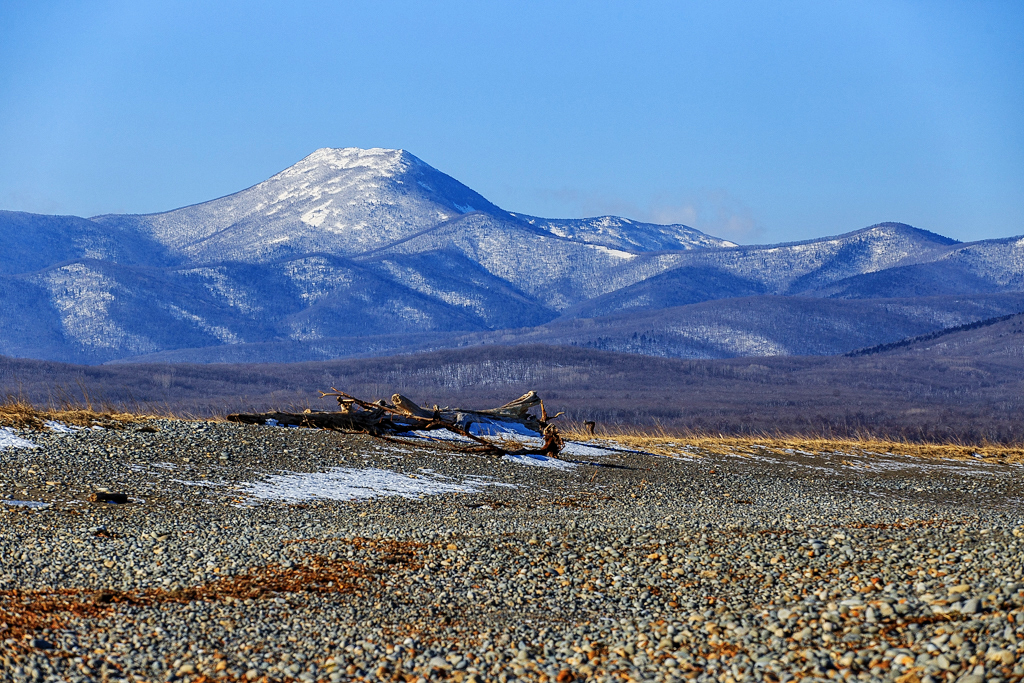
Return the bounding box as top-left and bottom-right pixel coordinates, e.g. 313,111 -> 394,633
1,147 -> 1022,364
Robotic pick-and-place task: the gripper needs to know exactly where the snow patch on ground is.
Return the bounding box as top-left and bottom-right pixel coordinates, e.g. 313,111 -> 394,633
244,467 -> 512,503
0,428 -> 37,450
264,419 -> 299,429
467,420 -> 541,438
502,453 -> 577,470
173,479 -> 227,489
44,421 -> 79,433
562,442 -> 623,458
716,448 -> 1022,477
1,500 -> 50,508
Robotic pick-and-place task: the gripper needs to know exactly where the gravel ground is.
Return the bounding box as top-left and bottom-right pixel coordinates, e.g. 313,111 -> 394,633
1,419 -> 1023,683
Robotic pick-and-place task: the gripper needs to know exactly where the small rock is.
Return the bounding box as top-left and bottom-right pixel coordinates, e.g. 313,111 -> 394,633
30,638 -> 53,650
90,492 -> 129,504
894,654 -> 915,667
987,649 -> 1016,666
962,598 -> 981,614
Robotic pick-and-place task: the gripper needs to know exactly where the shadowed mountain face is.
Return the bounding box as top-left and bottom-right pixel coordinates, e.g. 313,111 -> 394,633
1,147 -> 1023,364
0,211 -> 179,274
472,293 -> 1024,359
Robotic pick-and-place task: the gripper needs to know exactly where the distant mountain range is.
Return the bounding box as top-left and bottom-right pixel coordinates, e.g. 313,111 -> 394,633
1,147 -> 1023,364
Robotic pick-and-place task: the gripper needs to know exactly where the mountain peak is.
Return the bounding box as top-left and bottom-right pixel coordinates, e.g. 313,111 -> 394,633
101,146 -> 503,261
294,147 -> 420,178
265,146 -> 425,196
858,222 -> 960,246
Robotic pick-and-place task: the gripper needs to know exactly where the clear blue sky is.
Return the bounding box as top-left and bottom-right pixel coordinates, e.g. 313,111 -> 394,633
1,1 -> 1021,245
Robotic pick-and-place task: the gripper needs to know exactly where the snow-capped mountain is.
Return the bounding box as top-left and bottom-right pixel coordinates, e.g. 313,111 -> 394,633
89,147 -> 735,265
1,147 -> 1023,364
557,223 -> 966,318
91,148 -> 507,263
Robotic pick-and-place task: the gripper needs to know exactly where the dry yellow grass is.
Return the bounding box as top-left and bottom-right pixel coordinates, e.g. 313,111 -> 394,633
562,423 -> 1024,463
6,397 -> 1020,464
0,397 -> 150,430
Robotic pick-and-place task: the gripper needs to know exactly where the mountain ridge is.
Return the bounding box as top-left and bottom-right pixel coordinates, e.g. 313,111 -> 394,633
2,147 -> 1023,364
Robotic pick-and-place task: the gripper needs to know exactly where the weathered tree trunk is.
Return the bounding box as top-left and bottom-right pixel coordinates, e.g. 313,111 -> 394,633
389,391 -> 545,432
226,390 -> 565,458
226,410 -> 419,434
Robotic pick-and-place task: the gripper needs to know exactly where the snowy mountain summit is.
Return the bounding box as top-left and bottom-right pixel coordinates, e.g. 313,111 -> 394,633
93,148 -> 503,263
1,147 -> 1023,364
93,147 -> 735,264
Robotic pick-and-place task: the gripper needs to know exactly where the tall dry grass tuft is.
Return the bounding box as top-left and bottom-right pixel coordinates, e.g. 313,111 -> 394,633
0,394 -> 157,430
561,421 -> 1024,463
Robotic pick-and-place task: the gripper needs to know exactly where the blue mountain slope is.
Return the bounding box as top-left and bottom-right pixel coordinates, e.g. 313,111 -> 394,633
557,266 -> 768,319
809,262 -> 1002,298
806,236 -> 1024,299
0,250 -> 557,362
364,250 -> 557,329
554,223 -> 966,319
456,293 -> 1024,359
0,210 -> 177,275
0,275 -> 72,360
109,292 -> 1024,364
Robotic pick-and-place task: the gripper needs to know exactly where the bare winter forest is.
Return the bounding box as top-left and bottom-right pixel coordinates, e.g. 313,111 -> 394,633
2,313 -> 1022,444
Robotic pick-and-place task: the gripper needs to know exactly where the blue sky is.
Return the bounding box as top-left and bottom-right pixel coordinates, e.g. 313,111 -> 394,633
0,1 -> 1021,244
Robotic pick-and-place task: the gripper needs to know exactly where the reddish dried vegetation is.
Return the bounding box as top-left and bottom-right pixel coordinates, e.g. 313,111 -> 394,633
0,538 -> 423,639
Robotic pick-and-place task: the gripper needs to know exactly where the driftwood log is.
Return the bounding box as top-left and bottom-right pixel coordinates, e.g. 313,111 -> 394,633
227,391 -> 565,458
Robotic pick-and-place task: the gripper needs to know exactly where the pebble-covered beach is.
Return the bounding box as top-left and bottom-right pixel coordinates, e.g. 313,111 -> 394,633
1,419 -> 1023,683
